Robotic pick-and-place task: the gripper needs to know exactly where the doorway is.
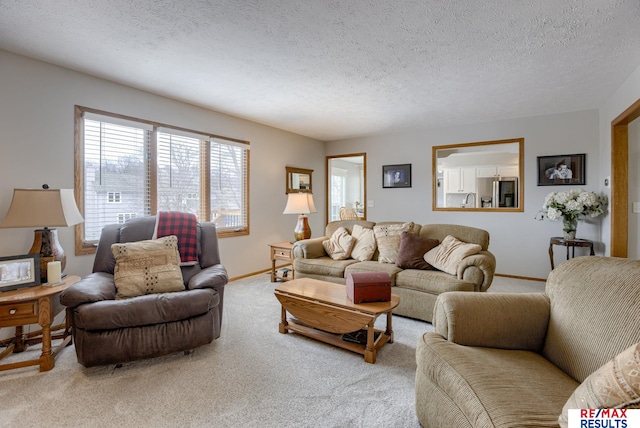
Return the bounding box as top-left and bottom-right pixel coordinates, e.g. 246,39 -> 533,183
611,98 -> 640,257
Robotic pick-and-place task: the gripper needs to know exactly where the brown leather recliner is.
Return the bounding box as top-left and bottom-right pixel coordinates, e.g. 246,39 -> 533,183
60,216 -> 228,367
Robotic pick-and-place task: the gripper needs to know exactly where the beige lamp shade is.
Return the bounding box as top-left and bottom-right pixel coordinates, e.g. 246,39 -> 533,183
0,188 -> 84,228
0,188 -> 84,283
283,192 -> 317,215
283,193 -> 316,241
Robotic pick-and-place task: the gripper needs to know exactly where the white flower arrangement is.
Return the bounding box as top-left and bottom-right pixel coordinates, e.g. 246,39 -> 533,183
536,189 -> 608,223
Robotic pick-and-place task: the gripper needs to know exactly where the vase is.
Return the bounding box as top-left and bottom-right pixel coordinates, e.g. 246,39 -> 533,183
562,216 -> 578,240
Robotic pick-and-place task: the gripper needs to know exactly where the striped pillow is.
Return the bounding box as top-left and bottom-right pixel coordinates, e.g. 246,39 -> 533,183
374,222 -> 414,263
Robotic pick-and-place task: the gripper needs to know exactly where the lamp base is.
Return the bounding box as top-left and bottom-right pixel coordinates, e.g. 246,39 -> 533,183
28,228 -> 65,283
293,215 -> 311,241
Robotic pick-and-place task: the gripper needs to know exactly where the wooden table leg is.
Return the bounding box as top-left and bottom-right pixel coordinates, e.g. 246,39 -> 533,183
12,326 -> 26,352
364,323 -> 376,364
38,296 -> 54,372
548,242 -> 555,270
278,305 -> 289,334
386,311 -> 394,344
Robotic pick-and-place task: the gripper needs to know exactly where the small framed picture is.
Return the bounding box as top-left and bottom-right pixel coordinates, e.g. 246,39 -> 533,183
383,164 -> 412,188
0,254 -> 41,292
537,154 -> 586,186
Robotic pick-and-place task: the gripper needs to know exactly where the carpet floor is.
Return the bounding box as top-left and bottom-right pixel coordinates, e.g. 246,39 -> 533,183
0,274 -> 543,428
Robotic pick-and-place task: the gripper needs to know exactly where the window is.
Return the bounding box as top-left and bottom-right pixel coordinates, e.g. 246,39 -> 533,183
117,213 -> 137,223
329,167 -> 347,222
107,192 -> 122,203
75,106 -> 250,254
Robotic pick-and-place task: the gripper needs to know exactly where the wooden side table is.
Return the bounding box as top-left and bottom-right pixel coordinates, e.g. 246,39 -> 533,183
0,275 -> 80,372
270,241 -> 294,282
548,237 -> 595,270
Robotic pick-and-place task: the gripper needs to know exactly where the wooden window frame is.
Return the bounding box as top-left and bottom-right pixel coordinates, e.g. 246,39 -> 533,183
74,105 -> 250,255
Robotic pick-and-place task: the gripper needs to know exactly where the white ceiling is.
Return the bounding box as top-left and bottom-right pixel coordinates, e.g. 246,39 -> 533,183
1,1 -> 640,141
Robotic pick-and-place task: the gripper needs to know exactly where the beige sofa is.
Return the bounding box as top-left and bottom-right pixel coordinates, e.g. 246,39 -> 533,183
416,256 -> 640,427
292,220 -> 496,322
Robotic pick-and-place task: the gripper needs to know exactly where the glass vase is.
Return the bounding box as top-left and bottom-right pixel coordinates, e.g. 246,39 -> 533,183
562,216 -> 578,240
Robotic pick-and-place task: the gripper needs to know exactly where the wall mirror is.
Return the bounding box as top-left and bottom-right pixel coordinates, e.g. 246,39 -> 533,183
327,153 -> 366,222
286,166 -> 313,193
433,138 -> 524,212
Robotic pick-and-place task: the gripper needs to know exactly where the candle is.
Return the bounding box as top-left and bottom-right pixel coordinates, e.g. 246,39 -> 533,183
47,261 -> 62,284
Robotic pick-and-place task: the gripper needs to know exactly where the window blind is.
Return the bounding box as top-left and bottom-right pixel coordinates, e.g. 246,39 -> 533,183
83,118 -> 151,241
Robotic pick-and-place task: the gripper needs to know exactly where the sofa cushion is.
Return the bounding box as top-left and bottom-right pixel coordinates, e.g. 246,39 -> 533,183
396,231 -> 439,270
293,256 -> 359,278
558,342 -> 640,428
322,227 -> 355,260
395,269 -> 475,293
344,261 -> 403,285
350,224 -> 377,261
71,288 -> 218,330
111,236 -> 185,299
424,235 -> 482,275
374,222 -> 414,263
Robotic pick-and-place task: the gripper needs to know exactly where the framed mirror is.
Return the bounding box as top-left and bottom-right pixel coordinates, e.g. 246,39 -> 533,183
433,138 -> 524,212
286,167 -> 313,193
327,153 -> 366,221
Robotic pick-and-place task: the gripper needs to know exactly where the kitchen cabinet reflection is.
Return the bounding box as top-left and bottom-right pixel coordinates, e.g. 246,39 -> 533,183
433,138 -> 524,212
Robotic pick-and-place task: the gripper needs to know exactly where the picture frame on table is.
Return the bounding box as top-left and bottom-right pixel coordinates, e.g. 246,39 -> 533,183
0,254 -> 41,292
383,164 -> 412,188
537,153 -> 586,186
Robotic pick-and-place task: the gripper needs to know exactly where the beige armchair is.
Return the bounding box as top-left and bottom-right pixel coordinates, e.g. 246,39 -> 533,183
416,256 -> 640,427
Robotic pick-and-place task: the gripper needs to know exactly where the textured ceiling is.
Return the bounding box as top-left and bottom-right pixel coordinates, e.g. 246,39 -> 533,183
1,1 -> 640,141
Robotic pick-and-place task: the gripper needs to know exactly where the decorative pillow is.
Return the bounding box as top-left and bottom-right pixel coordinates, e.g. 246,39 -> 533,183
322,227 -> 356,260
350,224 -> 377,262
111,235 -> 185,299
374,222 -> 414,264
396,232 -> 439,270
423,235 -> 482,275
558,342 -> 640,428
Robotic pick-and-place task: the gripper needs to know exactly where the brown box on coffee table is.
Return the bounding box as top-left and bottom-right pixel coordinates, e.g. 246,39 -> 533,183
346,272 -> 391,303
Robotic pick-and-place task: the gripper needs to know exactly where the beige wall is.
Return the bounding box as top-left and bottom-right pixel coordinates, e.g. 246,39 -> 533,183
0,50 -> 326,280
327,110 -> 602,280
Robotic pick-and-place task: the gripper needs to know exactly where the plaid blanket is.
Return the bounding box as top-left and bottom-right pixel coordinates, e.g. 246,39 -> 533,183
153,211 -> 199,265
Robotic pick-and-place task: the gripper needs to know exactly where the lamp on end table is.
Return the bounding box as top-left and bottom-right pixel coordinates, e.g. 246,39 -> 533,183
0,185 -> 84,283
283,192 -> 316,241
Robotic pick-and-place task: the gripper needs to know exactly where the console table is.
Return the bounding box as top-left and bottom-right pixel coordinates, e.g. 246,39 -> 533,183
548,237 -> 595,270
0,275 -> 79,372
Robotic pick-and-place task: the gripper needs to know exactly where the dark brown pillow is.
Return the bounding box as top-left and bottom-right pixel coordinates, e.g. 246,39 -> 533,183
395,232 -> 439,270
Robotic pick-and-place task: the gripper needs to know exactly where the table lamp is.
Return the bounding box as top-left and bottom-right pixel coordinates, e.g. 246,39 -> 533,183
0,186 -> 84,282
283,192 -> 316,241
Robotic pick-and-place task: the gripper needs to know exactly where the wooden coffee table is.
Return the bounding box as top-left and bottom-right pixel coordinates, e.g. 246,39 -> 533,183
274,278 -> 399,364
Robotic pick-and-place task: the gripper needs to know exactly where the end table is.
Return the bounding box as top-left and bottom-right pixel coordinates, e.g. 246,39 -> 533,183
548,237 -> 595,270
269,241 -> 294,282
0,275 -> 80,372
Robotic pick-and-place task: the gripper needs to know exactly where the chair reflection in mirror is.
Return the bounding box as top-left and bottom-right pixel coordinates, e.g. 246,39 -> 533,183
339,207 -> 359,220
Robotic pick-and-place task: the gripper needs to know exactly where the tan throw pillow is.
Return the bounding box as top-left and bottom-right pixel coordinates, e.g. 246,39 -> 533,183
374,222 -> 414,264
350,224 -> 377,262
423,235 -> 482,275
111,235 -> 185,299
322,227 -> 356,260
558,342 -> 640,428
396,232 -> 439,270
